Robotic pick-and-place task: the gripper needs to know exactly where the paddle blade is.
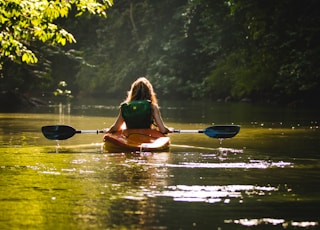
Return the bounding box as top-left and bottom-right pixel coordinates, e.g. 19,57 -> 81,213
41,125 -> 77,140
204,125 -> 240,138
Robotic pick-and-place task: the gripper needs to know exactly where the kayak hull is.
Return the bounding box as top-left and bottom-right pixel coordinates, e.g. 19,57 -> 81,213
103,129 -> 170,152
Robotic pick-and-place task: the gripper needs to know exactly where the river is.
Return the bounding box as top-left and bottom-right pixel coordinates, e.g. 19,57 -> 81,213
0,100 -> 319,229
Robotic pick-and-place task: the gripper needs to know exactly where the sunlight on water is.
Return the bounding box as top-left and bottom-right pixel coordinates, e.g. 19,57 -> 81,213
225,218 -> 318,228
217,147 -> 244,153
1,110 -> 319,230
54,143 -> 104,153
40,171 -> 61,175
179,160 -> 291,169
145,160 -> 292,169
153,184 -> 279,203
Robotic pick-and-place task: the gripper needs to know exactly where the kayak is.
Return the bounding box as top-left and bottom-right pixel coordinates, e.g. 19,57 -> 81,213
103,129 -> 170,152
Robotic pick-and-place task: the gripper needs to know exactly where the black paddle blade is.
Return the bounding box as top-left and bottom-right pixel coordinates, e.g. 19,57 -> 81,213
204,125 -> 240,138
41,125 -> 77,140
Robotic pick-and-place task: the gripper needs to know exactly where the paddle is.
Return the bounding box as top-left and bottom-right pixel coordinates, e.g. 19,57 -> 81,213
41,125 -> 105,140
173,125 -> 240,138
41,125 -> 240,140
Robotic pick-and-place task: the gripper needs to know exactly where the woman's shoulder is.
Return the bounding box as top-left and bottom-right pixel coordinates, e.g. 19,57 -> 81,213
121,100 -> 154,111
151,103 -> 160,113
150,102 -> 159,107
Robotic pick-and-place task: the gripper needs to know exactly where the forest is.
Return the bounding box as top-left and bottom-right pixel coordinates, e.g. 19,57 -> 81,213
1,0 -> 319,107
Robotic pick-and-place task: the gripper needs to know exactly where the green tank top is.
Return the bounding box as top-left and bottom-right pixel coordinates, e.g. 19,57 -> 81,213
121,100 -> 152,129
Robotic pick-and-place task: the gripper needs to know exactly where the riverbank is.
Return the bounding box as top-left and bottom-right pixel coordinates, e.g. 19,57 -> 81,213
0,91 -> 47,112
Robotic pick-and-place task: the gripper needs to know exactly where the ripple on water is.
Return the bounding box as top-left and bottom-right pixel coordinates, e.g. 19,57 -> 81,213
123,184 -> 282,204
144,159 -> 292,169
225,218 -> 318,228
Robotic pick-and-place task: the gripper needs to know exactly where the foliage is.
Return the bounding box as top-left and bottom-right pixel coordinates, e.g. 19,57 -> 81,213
206,0 -> 320,104
0,0 -> 112,66
53,81 -> 73,102
1,0 -> 320,106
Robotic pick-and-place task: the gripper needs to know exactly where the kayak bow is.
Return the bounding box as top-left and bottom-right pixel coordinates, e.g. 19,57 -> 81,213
103,129 -> 170,152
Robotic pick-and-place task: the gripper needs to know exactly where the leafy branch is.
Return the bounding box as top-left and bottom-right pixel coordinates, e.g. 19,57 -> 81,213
0,0 -> 113,66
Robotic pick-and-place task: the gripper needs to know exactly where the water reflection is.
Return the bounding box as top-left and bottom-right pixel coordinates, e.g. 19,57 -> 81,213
226,218 -> 318,228
118,150 -> 293,205
155,160 -> 292,169
1,103 -> 320,229
147,184 -> 279,203
1,144 -> 319,229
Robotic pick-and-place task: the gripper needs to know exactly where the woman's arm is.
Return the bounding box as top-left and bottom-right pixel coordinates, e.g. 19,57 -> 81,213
152,104 -> 171,134
106,111 -> 125,133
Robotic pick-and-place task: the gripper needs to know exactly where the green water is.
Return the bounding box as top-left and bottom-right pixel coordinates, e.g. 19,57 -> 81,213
0,102 -> 319,229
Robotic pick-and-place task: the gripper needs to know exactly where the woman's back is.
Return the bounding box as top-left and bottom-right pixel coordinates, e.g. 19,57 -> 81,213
121,100 -> 152,129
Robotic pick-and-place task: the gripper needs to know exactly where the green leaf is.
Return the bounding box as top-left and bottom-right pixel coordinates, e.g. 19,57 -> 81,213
22,51 -> 38,64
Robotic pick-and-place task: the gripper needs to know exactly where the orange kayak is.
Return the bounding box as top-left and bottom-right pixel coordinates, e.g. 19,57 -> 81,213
103,129 -> 170,152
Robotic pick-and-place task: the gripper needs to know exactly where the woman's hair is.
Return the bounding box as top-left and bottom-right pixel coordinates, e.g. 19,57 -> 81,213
125,77 -> 158,105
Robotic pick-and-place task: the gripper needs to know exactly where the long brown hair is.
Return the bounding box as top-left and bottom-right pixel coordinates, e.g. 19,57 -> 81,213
125,77 -> 158,105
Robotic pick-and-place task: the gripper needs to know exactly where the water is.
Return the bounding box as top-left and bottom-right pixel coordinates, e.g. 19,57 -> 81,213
0,101 -> 319,229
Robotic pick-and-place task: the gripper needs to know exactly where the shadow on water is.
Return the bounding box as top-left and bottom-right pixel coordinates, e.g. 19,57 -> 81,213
0,101 -> 319,229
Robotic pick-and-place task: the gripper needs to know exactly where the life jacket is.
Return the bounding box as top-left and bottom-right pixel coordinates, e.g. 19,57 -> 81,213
121,100 -> 152,129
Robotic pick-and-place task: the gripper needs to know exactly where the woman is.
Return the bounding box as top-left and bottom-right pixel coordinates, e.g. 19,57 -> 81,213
107,77 -> 170,134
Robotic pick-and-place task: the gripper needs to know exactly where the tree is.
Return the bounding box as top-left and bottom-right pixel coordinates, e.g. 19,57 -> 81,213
2,0 -> 319,106
205,0 -> 320,104
0,0 -> 113,68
